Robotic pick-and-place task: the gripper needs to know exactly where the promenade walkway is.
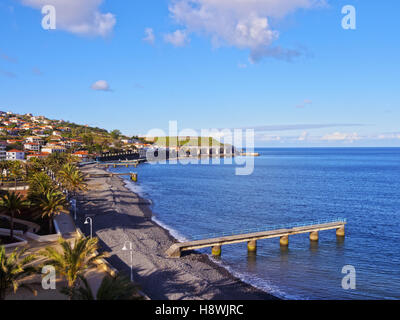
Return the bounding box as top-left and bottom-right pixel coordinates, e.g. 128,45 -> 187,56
5,211 -> 110,300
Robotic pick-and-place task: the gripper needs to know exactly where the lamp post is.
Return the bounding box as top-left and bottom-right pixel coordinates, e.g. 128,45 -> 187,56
84,217 -> 93,238
70,199 -> 77,220
122,241 -> 133,282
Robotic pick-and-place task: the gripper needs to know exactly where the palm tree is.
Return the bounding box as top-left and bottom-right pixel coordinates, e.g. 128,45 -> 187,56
57,163 -> 75,191
28,172 -> 55,197
26,157 -> 46,178
9,161 -> 23,187
58,163 -> 87,197
31,191 -> 69,233
45,153 -> 68,175
39,237 -> 106,299
63,274 -> 143,300
68,169 -> 87,196
0,245 -> 37,300
0,192 -> 28,241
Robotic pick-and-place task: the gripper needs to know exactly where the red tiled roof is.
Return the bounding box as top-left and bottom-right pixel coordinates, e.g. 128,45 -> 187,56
7,149 -> 24,153
27,152 -> 49,157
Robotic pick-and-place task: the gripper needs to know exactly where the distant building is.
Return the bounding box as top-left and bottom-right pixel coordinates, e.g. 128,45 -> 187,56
72,150 -> 90,161
26,152 -> 49,160
24,142 -> 41,152
6,149 -> 25,160
41,146 -> 66,154
25,136 -> 45,145
6,139 -> 23,144
57,127 -> 71,132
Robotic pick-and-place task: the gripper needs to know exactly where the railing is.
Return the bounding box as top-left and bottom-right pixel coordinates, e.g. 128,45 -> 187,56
190,218 -> 347,241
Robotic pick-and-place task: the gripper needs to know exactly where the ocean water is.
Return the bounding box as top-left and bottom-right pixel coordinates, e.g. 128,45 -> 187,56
110,148 -> 400,300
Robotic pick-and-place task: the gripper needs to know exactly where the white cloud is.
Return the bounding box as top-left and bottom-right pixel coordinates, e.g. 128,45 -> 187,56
259,134 -> 282,141
377,133 -> 400,140
321,132 -> 360,142
20,0 -> 116,37
298,131 -> 309,141
91,80 -> 111,91
164,29 -> 189,47
168,0 -> 325,61
143,28 -> 155,44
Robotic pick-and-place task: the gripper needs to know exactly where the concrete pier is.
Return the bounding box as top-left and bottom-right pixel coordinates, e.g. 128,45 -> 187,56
247,240 -> 257,253
166,220 -> 347,258
309,231 -> 319,242
211,245 -> 221,256
336,226 -> 345,237
280,235 -> 289,246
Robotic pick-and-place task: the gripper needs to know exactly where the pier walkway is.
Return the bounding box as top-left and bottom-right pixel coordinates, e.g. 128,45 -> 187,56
166,219 -> 346,258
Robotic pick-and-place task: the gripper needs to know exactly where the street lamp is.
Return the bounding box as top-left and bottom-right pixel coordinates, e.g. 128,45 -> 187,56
70,199 -> 77,220
84,217 -> 93,238
122,241 -> 133,282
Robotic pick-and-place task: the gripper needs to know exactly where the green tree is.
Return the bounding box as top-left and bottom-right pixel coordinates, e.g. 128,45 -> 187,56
0,246 -> 37,300
81,133 -> 94,147
9,161 -> 24,187
57,163 -> 87,197
31,191 -> 69,233
110,129 -> 121,140
39,237 -> 106,299
28,172 -> 55,197
0,192 -> 28,241
64,274 -> 142,300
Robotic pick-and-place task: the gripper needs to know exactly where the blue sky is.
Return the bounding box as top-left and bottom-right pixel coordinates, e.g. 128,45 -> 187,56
0,0 -> 399,147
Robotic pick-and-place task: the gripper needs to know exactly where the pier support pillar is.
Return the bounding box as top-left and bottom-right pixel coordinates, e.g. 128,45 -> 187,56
280,236 -> 289,246
336,226 -> 345,237
309,231 -> 319,242
247,240 -> 257,253
113,164 -> 117,168
211,245 -> 221,257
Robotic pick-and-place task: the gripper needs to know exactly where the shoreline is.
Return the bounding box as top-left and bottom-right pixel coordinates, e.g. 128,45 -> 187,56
78,163 -> 278,300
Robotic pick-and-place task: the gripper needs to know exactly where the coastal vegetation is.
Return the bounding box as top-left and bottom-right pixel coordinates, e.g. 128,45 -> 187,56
63,273 -> 143,300
39,237 -> 106,299
0,192 -> 28,241
0,246 -> 37,300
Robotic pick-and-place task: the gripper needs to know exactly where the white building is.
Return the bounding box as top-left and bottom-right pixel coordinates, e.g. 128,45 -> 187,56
25,136 -> 45,145
41,146 -> 66,154
6,149 -> 25,160
24,142 -> 41,152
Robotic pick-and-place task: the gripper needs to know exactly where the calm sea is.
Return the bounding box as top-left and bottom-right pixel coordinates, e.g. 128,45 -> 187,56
111,148 -> 400,299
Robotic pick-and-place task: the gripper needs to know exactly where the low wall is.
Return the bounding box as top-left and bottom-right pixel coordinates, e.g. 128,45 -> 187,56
0,229 -> 28,249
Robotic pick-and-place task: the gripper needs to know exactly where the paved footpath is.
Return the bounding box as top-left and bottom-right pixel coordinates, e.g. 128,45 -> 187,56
5,211 -> 109,300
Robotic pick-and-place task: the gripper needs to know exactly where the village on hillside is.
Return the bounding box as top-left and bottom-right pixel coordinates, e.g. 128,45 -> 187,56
0,111 -> 154,163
